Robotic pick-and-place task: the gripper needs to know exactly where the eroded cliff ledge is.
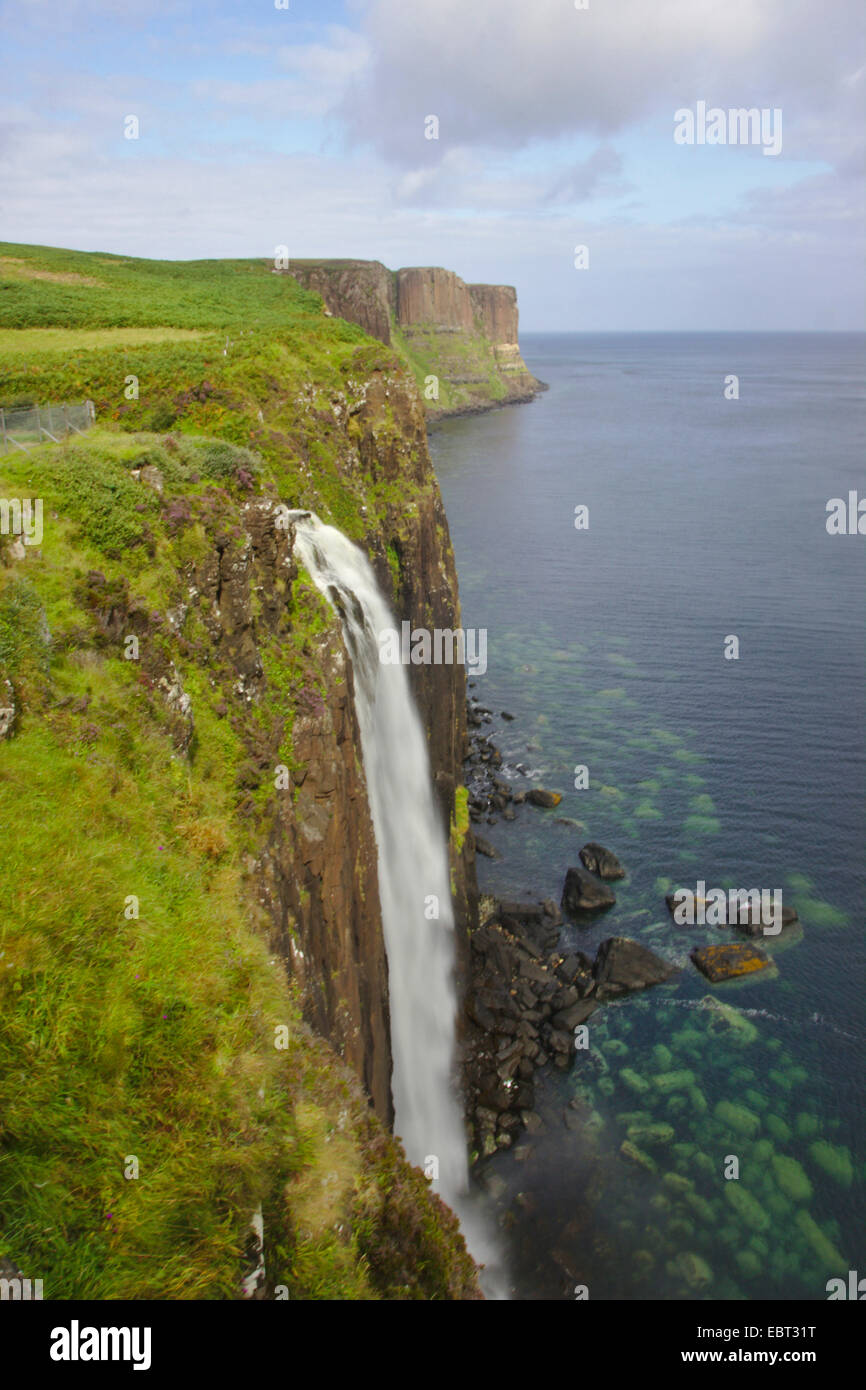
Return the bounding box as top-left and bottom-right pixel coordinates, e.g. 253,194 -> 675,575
288,259 -> 545,420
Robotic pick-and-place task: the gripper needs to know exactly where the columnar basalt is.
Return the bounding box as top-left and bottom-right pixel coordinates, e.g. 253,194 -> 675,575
288,259 -> 545,418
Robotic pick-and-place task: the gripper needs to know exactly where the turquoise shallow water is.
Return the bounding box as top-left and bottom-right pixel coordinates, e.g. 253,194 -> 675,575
429,333 -> 865,1300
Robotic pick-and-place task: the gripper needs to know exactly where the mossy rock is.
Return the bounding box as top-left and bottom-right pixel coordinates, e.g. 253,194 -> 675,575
673,1141 -> 697,1161
692,1152 -> 715,1175
649,1193 -> 671,1213
768,1068 -> 794,1091
795,1112 -> 820,1139
768,1248 -> 801,1283
666,1094 -> 689,1117
617,1109 -> 653,1128
652,1069 -> 695,1093
808,1140 -> 854,1187
628,1121 -> 676,1147
685,1191 -> 716,1224
662,1171 -> 694,1196
764,1191 -> 793,1221
621,1068 -> 650,1095
744,1089 -> 768,1112
602,1039 -> 629,1058
714,1100 -> 761,1139
771,1154 -> 812,1203
718,1223 -> 742,1246
724,1182 -> 770,1232
651,1044 -> 673,1070
730,1066 -> 755,1085
736,1249 -> 763,1280
620,1139 -> 657,1173
670,1030 -> 704,1059
704,998 -> 759,1047
752,1139 -> 774,1162
749,1236 -> 769,1258
667,1251 -> 713,1289
795,1210 -> 846,1273
688,1087 -> 708,1115
633,1249 -> 656,1279
765,1114 -> 791,1144
598,1075 -> 615,1097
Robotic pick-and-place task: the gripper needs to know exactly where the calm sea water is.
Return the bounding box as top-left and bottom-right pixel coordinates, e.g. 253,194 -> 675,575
429,333 -> 866,1301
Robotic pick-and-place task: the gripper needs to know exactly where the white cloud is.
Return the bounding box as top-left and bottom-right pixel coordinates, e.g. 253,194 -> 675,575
340,0 -> 864,169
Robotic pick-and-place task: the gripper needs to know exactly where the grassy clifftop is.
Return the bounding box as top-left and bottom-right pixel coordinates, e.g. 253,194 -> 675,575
0,243 -> 480,1299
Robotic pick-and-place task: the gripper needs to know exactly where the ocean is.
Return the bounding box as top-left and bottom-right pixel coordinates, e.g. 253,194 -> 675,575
429,332 -> 866,1301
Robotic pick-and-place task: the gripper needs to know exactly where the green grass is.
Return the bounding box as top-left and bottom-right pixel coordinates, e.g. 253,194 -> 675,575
0,244 -> 336,333
0,327 -> 205,355
390,317 -> 528,418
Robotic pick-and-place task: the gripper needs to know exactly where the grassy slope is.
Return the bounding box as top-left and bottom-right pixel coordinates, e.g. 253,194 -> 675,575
390,319 -> 508,418
0,243 -> 478,1300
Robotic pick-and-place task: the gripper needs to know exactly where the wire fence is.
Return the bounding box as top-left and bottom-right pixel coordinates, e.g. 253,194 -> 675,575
0,401 -> 96,454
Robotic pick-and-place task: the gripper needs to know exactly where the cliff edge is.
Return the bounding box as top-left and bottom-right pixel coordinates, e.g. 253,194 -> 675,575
288,259 -> 545,420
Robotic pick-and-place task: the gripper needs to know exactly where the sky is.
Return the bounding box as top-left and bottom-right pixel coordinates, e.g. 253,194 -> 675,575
0,0 -> 864,330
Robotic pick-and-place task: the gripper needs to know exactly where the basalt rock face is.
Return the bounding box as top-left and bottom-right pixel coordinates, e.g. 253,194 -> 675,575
468,284 -> 518,345
289,259 -> 396,346
208,367 -> 477,1124
396,267 -> 475,333
287,259 -> 545,419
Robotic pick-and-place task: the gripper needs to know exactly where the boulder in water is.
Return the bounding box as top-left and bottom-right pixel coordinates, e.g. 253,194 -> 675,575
690,942 -> 771,982
526,788 -> 563,808
593,936 -> 679,998
561,867 -> 616,913
552,998 -> 598,1030
578,841 -> 625,880
473,834 -> 500,859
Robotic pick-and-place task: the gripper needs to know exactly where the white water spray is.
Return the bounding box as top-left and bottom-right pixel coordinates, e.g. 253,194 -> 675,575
290,512 -> 470,1205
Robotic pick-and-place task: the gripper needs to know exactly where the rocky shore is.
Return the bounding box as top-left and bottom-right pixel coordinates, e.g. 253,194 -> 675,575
460,693 -> 801,1165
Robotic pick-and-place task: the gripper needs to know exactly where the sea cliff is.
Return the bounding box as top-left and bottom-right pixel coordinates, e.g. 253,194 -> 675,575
0,242 -> 480,1298
287,259 -> 545,419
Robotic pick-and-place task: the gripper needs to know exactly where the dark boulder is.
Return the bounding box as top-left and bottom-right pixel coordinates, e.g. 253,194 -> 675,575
526,788 -> 563,808
736,903 -> 799,938
593,936 -> 679,999
499,900 -> 545,923
556,951 -> 596,995
561,866 -> 616,914
578,841 -> 625,881
473,834 -> 500,859
553,998 -> 598,1030
665,888 -> 799,935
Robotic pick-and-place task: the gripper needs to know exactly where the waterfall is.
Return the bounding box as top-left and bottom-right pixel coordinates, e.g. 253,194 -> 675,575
289,512 -> 470,1206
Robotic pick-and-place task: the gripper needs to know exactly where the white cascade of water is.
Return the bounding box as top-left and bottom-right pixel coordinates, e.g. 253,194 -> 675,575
289,511 -> 470,1206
